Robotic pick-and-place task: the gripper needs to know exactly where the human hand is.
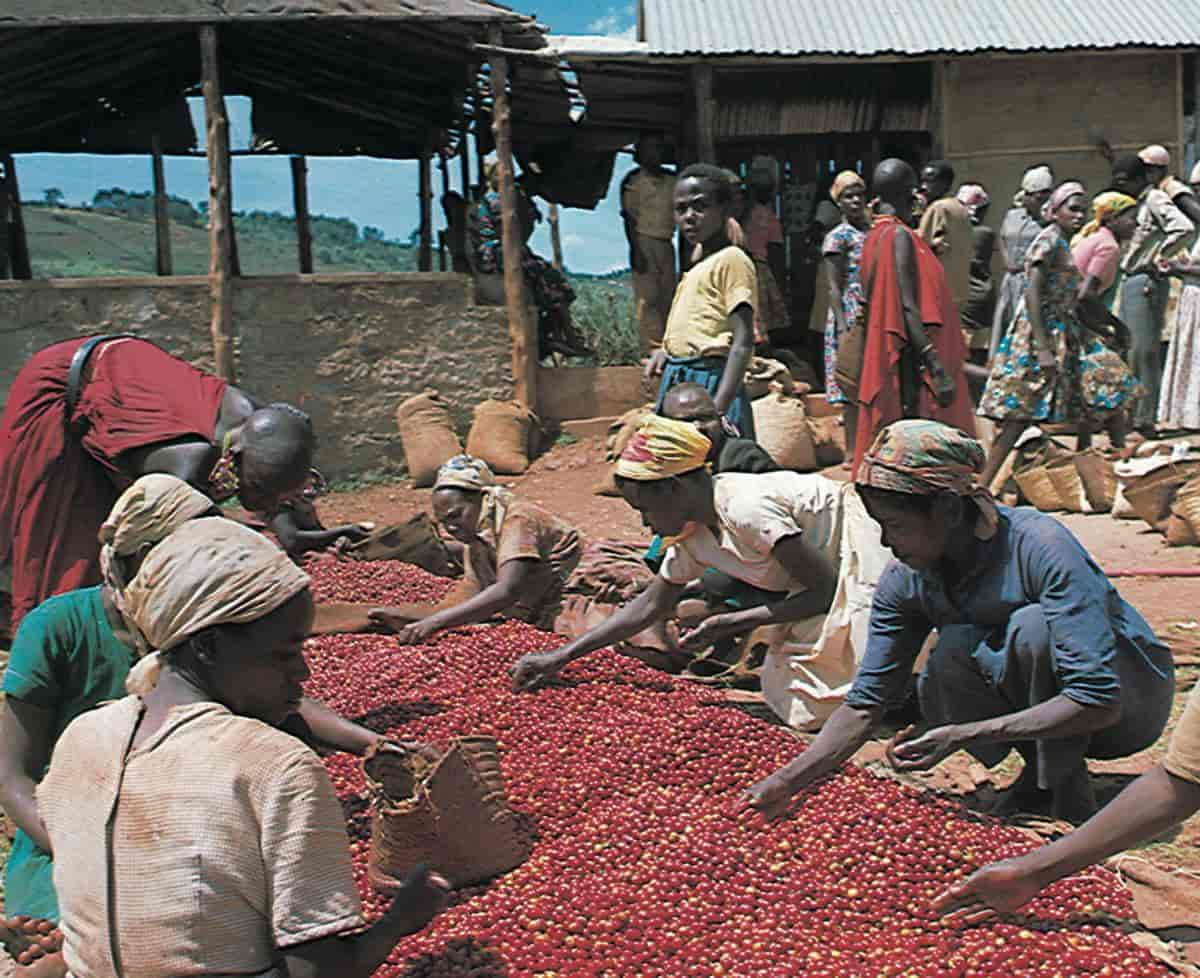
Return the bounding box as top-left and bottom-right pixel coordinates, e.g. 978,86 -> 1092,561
644,348 -> 669,380
367,607 -> 423,634
333,523 -> 372,544
510,649 -> 570,692
679,613 -> 745,652
386,864 -> 452,935
392,620 -> 438,647
378,738 -> 442,765
931,858 -> 1046,924
923,350 -> 957,407
742,770 -> 802,821
0,915 -> 63,968
886,723 -> 963,771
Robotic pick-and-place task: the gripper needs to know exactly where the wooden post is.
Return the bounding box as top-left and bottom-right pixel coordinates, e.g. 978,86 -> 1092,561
693,63 -> 715,162
200,25 -> 237,383
418,150 -> 433,272
151,134 -> 173,276
0,158 -> 11,279
2,155 -> 31,280
488,26 -> 537,412
438,154 -> 450,271
290,156 -> 313,273
548,202 -> 564,271
460,137 -> 471,199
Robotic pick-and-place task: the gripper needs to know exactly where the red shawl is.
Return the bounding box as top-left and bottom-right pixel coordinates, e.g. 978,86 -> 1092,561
852,216 -> 975,475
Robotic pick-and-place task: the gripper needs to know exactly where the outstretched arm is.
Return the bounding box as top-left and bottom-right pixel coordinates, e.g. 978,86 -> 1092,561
934,764 -> 1200,922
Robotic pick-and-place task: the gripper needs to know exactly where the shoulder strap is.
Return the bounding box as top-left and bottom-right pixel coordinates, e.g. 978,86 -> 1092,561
65,333 -> 138,417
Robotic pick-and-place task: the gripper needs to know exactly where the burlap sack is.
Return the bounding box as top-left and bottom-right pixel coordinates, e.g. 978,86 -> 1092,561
743,357 -> 793,400
396,389 -> 463,488
466,400 -> 536,475
806,416 -> 845,467
751,384 -> 817,471
365,736 -> 530,891
342,513 -> 460,577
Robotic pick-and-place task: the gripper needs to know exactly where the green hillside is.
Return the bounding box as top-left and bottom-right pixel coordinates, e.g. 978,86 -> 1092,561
22,205 -> 419,278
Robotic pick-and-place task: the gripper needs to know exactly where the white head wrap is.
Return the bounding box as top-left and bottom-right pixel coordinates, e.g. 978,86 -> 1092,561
1021,165 -> 1054,194
1190,161 -> 1200,185
123,518 -> 310,694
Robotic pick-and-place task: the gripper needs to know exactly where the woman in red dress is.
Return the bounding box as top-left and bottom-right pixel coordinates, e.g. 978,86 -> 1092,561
0,335 -> 317,626
852,159 -> 976,474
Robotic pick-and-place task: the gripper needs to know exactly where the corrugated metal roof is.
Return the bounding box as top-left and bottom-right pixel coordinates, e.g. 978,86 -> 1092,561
643,0 -> 1200,57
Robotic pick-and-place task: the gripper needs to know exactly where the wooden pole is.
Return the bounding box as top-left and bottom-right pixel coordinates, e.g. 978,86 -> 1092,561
151,134 -> 173,276
548,201 -> 563,271
693,63 -> 716,162
460,136 -> 471,199
200,25 -> 237,383
418,149 -> 433,272
488,26 -> 537,412
0,158 -> 11,279
438,154 -> 450,271
2,156 -> 31,280
290,155 -> 313,274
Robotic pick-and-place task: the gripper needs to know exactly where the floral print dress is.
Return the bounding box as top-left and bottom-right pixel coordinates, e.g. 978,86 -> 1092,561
822,221 -> 867,404
979,225 -> 1142,423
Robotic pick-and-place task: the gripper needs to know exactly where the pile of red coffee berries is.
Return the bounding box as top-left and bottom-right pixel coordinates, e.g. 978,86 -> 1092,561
303,561 -> 1168,978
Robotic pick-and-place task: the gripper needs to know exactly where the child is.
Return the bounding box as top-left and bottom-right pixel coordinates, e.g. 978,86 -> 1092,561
644,163 -> 758,438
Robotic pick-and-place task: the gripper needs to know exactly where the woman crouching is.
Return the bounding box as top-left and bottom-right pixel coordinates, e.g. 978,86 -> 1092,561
370,455 -> 581,645
511,416 -> 892,729
37,518 -> 447,978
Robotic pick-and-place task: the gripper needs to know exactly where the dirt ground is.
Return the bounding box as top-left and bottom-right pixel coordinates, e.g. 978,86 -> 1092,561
317,434 -> 1200,879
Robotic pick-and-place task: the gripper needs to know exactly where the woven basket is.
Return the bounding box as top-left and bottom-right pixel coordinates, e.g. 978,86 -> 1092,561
1122,461 -> 1200,532
1074,449 -> 1117,513
1045,455 -> 1089,513
1173,477 -> 1200,542
365,736 -> 530,891
1013,461 -> 1062,512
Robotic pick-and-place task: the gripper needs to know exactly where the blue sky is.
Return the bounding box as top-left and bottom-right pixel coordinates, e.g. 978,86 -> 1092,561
15,2 -> 641,274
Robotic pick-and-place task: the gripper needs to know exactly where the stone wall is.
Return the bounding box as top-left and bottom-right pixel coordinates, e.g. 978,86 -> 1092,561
0,273 -> 514,481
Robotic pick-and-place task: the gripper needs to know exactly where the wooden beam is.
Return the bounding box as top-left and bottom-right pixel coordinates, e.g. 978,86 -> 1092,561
0,160 -> 10,279
151,134 -> 173,276
460,137 -> 471,199
488,26 -> 537,412
290,156 -> 313,274
418,149 -> 433,272
692,63 -> 715,161
548,202 -> 564,271
1177,53 -> 1186,176
200,24 -> 236,383
3,156 -> 31,280
438,153 -> 450,272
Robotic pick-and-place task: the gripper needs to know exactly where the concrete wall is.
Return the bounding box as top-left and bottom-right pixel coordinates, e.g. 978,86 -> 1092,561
0,273 -> 514,481
945,52 -> 1181,201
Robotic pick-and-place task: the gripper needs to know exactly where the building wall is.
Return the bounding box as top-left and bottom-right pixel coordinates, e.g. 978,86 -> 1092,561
944,51 -> 1181,201
0,273 -> 515,481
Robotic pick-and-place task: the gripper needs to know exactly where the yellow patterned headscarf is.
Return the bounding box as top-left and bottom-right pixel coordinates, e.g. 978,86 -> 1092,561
1074,191 -> 1138,244
615,416 -> 712,482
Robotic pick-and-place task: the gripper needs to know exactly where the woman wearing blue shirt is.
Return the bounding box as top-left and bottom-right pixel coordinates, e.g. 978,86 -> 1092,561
746,420 -> 1173,824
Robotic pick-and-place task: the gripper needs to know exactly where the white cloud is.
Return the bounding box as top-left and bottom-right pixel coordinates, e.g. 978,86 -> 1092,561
586,5 -> 636,39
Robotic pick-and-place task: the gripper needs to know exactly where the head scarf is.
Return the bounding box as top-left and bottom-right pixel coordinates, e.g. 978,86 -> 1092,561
1074,191 -> 1138,242
1190,161 -> 1200,185
615,416 -> 712,482
433,454 -> 512,545
1138,144 -> 1170,167
1041,181 -> 1087,223
122,517 -> 310,694
856,419 -> 999,540
955,183 -> 990,222
99,475 -> 218,650
830,170 -> 866,203
1021,165 -> 1054,195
